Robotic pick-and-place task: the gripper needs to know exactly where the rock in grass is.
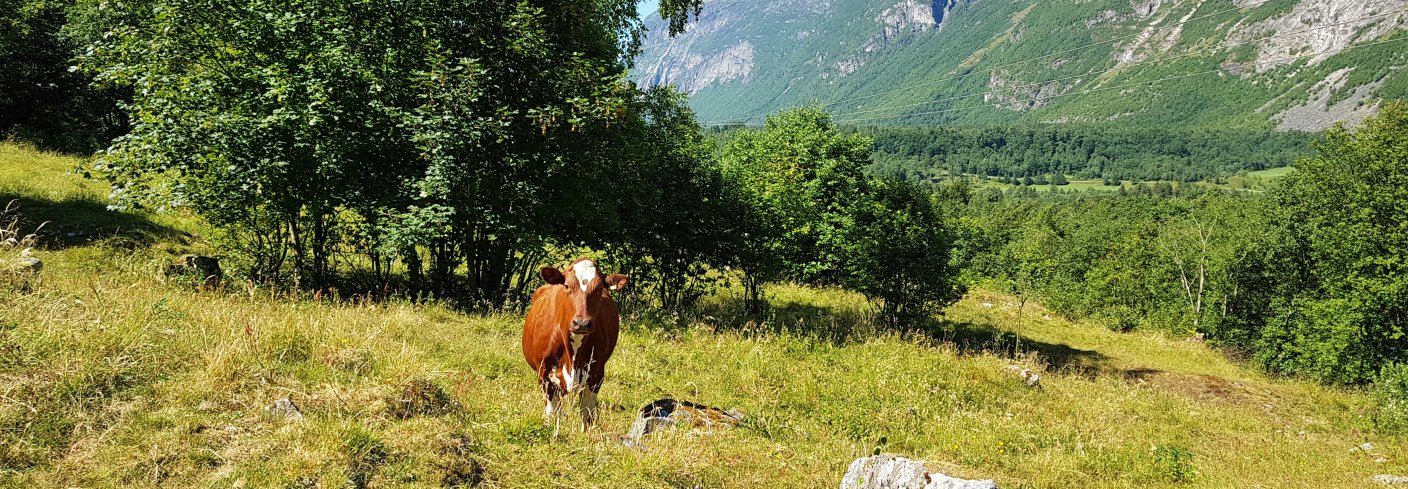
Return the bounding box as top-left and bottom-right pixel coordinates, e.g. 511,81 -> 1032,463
624,399 -> 744,446
268,397 -> 303,420
840,454 -> 997,489
1374,474 -> 1408,485
11,256 -> 41,274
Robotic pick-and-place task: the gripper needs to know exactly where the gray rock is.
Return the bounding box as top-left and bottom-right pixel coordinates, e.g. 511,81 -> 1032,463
268,397 -> 303,420
841,454 -> 997,489
1374,474 -> 1408,486
10,256 -> 41,274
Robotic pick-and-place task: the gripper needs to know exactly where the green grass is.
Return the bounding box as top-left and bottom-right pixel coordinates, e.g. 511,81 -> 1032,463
1,142 -> 1402,487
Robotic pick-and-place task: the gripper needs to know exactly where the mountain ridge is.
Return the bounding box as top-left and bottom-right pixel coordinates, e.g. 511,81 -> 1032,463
632,0 -> 1408,129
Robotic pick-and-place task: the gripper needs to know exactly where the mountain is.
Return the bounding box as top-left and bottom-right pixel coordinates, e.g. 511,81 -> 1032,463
631,0 -> 1408,130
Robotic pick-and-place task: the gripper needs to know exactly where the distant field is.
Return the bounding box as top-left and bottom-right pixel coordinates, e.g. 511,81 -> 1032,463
1247,166 -> 1298,178
959,168 -> 1299,194
1,144 -> 1399,488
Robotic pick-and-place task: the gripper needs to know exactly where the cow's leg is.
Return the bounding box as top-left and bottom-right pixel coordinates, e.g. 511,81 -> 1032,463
578,387 -> 598,432
542,380 -> 562,421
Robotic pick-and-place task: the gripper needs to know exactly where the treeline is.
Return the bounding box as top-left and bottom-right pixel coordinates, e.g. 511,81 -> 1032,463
22,0 -> 955,325
861,125 -> 1316,183
956,103 -> 1408,384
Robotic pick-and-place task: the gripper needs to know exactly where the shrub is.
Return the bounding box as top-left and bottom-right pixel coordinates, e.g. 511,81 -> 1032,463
1375,363 -> 1408,435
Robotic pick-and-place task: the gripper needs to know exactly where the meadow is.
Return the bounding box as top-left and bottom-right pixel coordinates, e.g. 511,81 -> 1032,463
1,141 -> 1402,487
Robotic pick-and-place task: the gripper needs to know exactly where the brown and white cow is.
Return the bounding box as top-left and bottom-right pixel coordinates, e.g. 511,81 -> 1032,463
522,258 -> 628,431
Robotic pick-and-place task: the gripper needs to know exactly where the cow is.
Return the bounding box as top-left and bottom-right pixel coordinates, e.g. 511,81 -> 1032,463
522,258 -> 628,431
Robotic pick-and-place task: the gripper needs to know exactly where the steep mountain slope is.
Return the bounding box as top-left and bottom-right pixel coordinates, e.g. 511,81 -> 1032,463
632,0 -> 1408,129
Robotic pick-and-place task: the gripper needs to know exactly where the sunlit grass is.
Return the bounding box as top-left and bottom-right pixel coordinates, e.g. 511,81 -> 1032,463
0,142 -> 1400,488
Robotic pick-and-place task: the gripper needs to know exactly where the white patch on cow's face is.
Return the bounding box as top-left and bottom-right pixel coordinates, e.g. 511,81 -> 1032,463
572,260 -> 597,292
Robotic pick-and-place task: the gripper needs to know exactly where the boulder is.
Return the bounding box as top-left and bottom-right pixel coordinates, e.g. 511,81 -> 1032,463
624,399 -> 744,446
841,454 -> 997,489
268,397 -> 303,420
9,256 -> 41,275
1374,474 -> 1408,486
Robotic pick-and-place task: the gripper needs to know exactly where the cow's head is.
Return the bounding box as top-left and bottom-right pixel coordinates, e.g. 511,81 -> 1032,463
540,258 -> 628,334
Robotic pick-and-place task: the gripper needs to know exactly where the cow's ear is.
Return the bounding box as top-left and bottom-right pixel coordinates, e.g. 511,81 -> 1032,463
541,267 -> 566,285
604,274 -> 629,291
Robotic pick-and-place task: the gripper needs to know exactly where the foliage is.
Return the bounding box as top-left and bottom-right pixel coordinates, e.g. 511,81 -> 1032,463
82,0 -> 720,305
719,106 -> 873,304
1376,363 -> 1408,435
0,0 -> 126,153
1150,445 -> 1197,484
603,87 -> 743,310
864,125 -> 1314,183
956,188 -> 1266,335
841,179 -> 963,327
1218,101 -> 1408,384
719,107 -> 964,326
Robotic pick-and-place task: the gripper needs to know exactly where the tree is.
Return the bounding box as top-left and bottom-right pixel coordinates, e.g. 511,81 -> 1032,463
0,0 -> 126,152
1221,101 -> 1408,383
842,180 -> 963,327
85,0 -> 706,301
719,106 -> 871,307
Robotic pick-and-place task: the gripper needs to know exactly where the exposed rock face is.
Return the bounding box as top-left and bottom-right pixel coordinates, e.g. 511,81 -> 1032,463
880,0 -> 938,39
1274,67 -> 1385,131
632,0 -> 1406,127
841,455 -> 998,489
1229,0 -> 1408,72
636,0 -> 831,94
638,39 -> 755,95
837,0 -> 937,76
986,71 -> 1071,111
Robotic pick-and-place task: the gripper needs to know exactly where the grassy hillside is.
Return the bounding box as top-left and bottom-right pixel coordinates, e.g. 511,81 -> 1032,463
1,141 -> 1402,487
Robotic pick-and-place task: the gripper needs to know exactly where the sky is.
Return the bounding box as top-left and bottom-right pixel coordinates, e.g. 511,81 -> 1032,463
638,0 -> 658,15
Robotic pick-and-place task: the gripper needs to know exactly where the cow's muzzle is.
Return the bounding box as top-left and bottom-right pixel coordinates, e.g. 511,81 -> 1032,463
571,319 -> 593,334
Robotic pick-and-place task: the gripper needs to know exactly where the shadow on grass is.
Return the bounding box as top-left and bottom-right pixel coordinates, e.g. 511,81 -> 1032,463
685,294 -> 1114,376
930,319 -> 1114,378
687,295 -> 875,344
1,194 -> 190,249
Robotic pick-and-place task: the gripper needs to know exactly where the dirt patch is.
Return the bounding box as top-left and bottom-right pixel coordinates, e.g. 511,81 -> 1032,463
1123,368 -> 1268,404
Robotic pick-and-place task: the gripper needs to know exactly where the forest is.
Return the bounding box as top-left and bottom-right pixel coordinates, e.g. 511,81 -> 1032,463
860,125 -> 1316,183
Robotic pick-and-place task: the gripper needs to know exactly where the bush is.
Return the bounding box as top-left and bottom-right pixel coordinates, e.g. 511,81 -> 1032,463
1375,363 -> 1408,435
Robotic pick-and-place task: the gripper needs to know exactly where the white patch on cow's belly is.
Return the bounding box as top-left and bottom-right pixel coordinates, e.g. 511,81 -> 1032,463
572,260 -> 597,292
558,364 -> 589,394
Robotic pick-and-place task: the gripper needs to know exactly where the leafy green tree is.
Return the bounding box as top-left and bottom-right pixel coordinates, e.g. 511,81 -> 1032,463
605,87 -> 745,310
0,0 -> 125,152
720,106 -> 871,306
842,180 -> 963,327
1224,101 -> 1408,383
85,0 -> 706,301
